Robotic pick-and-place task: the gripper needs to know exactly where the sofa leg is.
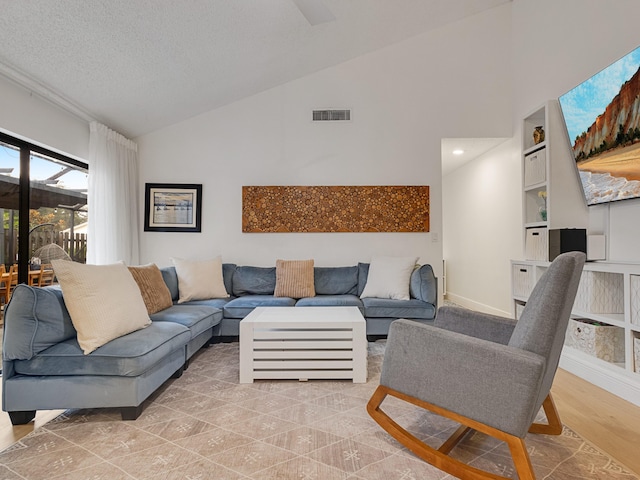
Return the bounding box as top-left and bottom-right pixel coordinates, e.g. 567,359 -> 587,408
172,366 -> 184,379
367,335 -> 387,342
9,410 -> 36,425
121,405 -> 143,421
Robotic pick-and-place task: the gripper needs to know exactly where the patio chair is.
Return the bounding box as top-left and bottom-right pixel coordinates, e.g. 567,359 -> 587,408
0,265 -> 19,306
367,251 -> 586,480
37,264 -> 55,286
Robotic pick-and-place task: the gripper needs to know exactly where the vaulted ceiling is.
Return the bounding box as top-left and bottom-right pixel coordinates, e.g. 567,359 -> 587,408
0,0 -> 510,138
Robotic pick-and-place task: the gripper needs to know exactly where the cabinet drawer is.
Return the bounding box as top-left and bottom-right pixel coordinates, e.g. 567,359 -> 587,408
565,318 -> 625,363
574,271 -> 624,314
524,148 -> 546,187
525,227 -> 548,261
512,264 -> 534,298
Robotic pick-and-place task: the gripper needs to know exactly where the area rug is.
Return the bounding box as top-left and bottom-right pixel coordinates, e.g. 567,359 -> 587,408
0,342 -> 637,480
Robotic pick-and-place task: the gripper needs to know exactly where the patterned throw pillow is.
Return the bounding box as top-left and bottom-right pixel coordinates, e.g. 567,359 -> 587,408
274,259 -> 315,299
128,263 -> 173,314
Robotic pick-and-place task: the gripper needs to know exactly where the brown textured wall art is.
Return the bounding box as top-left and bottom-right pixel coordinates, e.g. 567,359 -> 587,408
242,186 -> 429,233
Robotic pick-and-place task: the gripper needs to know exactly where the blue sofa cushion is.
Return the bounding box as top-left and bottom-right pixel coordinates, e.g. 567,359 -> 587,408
160,267 -> 179,301
3,285 -> 76,361
296,295 -> 363,313
314,266 -> 359,295
13,321 -> 190,377
223,295 -> 296,319
361,297 -> 436,320
150,305 -> 222,339
161,264 -> 237,302
357,263 -> 370,296
232,266 -> 276,296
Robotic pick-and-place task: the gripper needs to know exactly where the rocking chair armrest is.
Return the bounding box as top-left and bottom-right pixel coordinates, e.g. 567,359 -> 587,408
434,306 -> 516,345
381,319 -> 545,437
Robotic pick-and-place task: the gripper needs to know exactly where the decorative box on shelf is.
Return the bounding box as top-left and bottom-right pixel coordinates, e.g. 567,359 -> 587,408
512,264 -> 534,298
523,148 -> 546,187
525,227 -> 548,261
631,275 -> 640,326
574,271 -> 624,314
565,318 -> 625,364
635,337 -> 640,374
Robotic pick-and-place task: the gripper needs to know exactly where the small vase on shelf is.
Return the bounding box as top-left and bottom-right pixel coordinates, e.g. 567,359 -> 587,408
537,190 -> 547,221
539,208 -> 547,222
533,126 -> 545,144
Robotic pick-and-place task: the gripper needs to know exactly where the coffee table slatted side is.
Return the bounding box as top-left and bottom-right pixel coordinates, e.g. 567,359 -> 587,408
239,306 -> 367,383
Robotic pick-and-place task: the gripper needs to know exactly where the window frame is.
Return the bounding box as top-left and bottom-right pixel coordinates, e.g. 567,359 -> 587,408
0,131 -> 88,284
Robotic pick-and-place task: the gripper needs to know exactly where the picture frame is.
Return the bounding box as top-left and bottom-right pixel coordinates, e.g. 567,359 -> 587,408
144,183 -> 202,232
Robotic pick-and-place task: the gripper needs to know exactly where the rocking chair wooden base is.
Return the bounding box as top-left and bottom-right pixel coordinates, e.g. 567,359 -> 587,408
366,385 -> 563,480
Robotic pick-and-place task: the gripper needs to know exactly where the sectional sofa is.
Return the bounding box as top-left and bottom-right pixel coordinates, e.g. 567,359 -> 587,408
2,261 -> 437,425
161,262 -> 438,339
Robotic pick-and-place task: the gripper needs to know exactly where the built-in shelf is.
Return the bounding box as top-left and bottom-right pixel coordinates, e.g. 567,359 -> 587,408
514,100 -> 638,407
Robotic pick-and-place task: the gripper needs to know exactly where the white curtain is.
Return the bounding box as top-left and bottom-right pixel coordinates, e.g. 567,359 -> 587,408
87,122 -> 140,265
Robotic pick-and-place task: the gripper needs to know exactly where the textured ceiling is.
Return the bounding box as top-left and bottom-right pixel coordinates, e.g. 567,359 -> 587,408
0,0 -> 509,138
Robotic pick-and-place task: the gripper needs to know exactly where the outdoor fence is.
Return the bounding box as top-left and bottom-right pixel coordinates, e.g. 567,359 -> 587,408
2,229 -> 87,264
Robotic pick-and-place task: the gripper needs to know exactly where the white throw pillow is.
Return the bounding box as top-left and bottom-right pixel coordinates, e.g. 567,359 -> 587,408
172,256 -> 229,303
51,260 -> 151,355
360,256 -> 418,300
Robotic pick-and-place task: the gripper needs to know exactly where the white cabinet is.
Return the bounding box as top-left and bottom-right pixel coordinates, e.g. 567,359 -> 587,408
511,260 -> 640,407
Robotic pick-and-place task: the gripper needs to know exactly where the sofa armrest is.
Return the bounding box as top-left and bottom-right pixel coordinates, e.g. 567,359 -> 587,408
381,319 -> 544,437
434,306 -> 516,345
410,265 -> 437,306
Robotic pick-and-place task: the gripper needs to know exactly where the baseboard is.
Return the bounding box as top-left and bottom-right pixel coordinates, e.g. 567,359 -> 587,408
444,292 -> 511,318
560,348 -> 640,407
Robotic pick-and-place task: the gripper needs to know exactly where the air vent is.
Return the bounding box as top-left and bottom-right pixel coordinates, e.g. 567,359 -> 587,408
313,109 -> 351,121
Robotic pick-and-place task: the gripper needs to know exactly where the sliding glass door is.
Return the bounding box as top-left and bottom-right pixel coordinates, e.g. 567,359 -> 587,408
0,132 -> 88,285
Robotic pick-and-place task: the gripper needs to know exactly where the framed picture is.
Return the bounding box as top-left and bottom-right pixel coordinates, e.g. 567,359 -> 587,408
144,183 -> 202,232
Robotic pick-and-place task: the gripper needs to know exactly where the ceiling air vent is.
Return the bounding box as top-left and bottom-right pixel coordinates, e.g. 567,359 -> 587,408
313,109 -> 351,121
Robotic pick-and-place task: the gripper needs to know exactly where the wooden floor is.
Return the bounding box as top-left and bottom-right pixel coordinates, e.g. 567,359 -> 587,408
551,369 -> 640,475
0,369 -> 637,476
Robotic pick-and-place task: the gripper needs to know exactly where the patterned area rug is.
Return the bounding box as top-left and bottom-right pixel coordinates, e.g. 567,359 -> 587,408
0,341 -> 637,480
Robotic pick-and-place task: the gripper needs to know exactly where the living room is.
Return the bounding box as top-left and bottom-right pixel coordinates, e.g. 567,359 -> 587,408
1,0 -> 640,478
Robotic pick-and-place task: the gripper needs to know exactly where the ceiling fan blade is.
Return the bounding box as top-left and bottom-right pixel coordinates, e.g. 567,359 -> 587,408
292,0 -> 336,26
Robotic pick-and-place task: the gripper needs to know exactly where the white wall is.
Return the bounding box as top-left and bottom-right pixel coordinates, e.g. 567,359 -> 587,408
443,0 -> 640,313
0,75 -> 89,160
443,139 -> 520,315
137,5 -> 512,275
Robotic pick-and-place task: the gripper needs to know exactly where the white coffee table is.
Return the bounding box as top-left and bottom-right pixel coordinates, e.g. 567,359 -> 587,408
239,306 -> 367,383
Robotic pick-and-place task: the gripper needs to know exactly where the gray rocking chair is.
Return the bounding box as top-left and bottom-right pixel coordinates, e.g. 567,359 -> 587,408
367,251 -> 585,480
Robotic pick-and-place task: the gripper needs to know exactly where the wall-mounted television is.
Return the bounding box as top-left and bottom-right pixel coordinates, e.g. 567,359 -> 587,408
558,45 -> 640,206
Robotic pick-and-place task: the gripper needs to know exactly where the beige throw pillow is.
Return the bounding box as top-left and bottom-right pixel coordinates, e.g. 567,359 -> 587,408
360,256 -> 418,300
51,260 -> 151,355
274,259 -> 315,299
172,256 -> 229,303
128,263 -> 173,314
